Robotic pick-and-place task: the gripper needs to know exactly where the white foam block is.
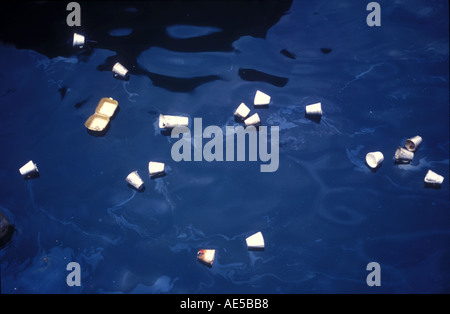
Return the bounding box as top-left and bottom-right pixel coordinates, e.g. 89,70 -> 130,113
19,160 -> 38,176
246,232 -> 264,250
254,90 -> 271,106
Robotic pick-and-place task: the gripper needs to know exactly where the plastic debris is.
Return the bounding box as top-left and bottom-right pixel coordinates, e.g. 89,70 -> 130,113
365,151 -> 384,169
246,232 -> 264,250
73,33 -> 85,48
159,114 -> 189,129
305,102 -> 322,117
405,135 -> 422,152
19,160 -> 39,176
85,98 -> 119,132
395,146 -> 414,163
197,249 -> 215,267
424,170 -> 444,186
244,113 -> 261,127
126,171 -> 144,190
112,62 -> 129,79
254,90 -> 271,106
148,161 -> 165,177
234,103 -> 251,119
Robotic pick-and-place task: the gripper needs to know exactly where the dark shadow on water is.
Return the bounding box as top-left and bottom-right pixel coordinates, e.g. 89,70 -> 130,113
127,184 -> 146,193
109,106 -> 120,121
150,173 -> 166,180
74,98 -> 90,109
424,183 -> 442,190
248,247 -> 265,252
23,172 -> 40,180
394,160 -> 411,165
254,104 -> 269,109
160,129 -> 173,137
365,162 -> 382,173
305,113 -> 322,124
0,224 -> 14,250
238,68 -> 288,87
280,49 -> 296,60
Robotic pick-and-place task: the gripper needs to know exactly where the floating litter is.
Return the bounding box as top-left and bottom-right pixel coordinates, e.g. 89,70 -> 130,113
305,102 -> 322,117
254,90 -> 271,106
234,102 -> 250,119
365,151 -> 384,169
159,114 -> 189,129
112,62 -> 129,78
424,170 -> 444,186
197,249 -> 215,267
126,171 -> 144,190
405,135 -> 422,152
148,161 -> 165,177
19,160 -> 38,176
244,113 -> 260,127
85,98 -> 119,132
246,232 -> 264,251
395,146 -> 414,163
73,33 -> 85,48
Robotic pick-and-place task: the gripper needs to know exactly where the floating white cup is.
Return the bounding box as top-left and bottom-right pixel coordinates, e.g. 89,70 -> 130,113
73,33 -> 85,48
305,102 -> 322,116
112,62 -> 129,78
234,103 -> 250,119
149,161 -> 165,177
395,146 -> 414,163
246,232 -> 265,250
254,90 -> 271,106
126,171 -> 144,190
19,160 -> 39,176
159,114 -> 189,129
405,135 -> 422,152
244,113 -> 260,127
424,170 -> 444,185
365,151 -> 384,169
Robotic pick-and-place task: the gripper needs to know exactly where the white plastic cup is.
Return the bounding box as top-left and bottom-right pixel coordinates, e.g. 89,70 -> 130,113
305,102 -> 322,116
395,147 -> 414,163
112,62 -> 129,78
148,161 -> 165,177
159,114 -> 189,129
365,151 -> 384,169
234,103 -> 250,119
244,113 -> 260,127
73,33 -> 85,48
254,90 -> 271,106
405,136 -> 422,152
246,231 -> 265,250
424,170 -> 444,185
126,171 -> 144,190
19,160 -> 39,176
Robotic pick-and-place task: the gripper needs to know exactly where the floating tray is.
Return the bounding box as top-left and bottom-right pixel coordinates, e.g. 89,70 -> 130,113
85,114 -> 110,132
95,98 -> 118,118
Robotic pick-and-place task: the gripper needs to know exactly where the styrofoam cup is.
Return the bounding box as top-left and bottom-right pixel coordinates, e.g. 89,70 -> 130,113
365,151 -> 384,169
305,102 -> 322,116
149,161 -> 165,177
254,90 -> 271,106
405,135 -> 422,152
395,147 -> 414,163
73,33 -> 85,47
424,170 -> 444,185
112,62 -> 129,78
126,171 -> 144,190
19,160 -> 38,176
244,113 -> 260,127
234,103 -> 250,119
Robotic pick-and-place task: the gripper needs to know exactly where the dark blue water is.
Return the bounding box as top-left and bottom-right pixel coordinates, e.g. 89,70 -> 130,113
0,0 -> 449,294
